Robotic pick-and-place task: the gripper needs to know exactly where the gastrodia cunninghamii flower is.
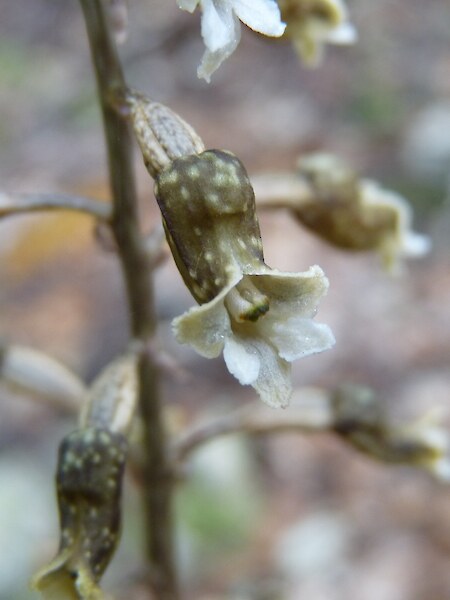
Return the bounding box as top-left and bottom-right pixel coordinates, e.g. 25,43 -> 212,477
332,384 -> 450,481
155,149 -> 335,408
278,0 -> 356,66
177,0 -> 286,81
296,153 -> 430,272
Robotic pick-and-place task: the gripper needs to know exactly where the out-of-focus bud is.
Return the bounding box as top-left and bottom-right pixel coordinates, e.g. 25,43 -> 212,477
278,0 -> 357,66
31,355 -> 138,600
0,344 -> 85,412
332,384 -> 450,481
31,427 -> 128,600
128,92 -> 205,179
79,353 -> 138,437
296,153 -> 430,272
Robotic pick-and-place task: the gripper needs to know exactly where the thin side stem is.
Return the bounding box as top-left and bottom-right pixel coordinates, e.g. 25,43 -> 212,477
0,192 -> 111,220
251,172 -> 313,210
174,392 -> 333,463
79,1 -> 178,598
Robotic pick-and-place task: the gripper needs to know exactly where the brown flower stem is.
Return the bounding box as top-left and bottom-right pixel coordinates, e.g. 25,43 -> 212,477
174,392 -> 333,463
0,192 -> 111,220
251,172 -> 314,210
79,1 -> 178,598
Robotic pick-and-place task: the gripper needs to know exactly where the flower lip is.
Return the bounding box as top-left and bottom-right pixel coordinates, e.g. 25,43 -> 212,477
174,265 -> 335,408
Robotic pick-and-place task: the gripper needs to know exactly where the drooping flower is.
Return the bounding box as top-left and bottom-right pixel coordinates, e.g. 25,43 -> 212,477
359,179 -> 431,273
332,384 -> 450,482
295,153 -> 430,272
177,0 -> 286,81
278,0 -> 357,66
154,148 -> 335,408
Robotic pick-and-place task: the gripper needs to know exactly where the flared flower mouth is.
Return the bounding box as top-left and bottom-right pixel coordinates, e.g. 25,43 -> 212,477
360,180 -> 431,272
174,264 -> 335,408
292,153 -> 431,271
31,553 -> 105,600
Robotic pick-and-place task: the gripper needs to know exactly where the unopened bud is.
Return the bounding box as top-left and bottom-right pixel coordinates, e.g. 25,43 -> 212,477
31,427 -> 127,600
79,353 -> 138,437
128,92 -> 205,178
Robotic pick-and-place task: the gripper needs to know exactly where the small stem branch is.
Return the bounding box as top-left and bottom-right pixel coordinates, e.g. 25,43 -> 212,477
251,172 -> 313,210
0,192 -> 111,221
0,343 -> 86,415
79,1 -> 177,598
174,392 -> 333,463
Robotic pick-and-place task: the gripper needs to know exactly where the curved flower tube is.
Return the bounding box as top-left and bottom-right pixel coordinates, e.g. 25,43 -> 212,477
155,149 -> 335,408
296,153 -> 431,273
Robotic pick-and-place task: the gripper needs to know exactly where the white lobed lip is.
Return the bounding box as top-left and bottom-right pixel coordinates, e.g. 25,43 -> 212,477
173,264 -> 335,409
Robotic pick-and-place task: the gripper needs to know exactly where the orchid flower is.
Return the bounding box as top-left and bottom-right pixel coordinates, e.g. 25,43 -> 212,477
295,153 -> 430,273
155,148 -> 335,408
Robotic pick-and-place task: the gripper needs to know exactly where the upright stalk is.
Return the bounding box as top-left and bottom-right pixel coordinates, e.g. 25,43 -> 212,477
79,1 -> 178,598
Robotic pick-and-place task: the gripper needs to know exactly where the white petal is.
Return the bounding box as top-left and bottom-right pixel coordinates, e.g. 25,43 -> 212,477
197,8 -> 241,80
263,317 -> 336,361
201,0 -> 236,52
326,22 -> 357,45
231,0 -> 286,37
177,0 -> 200,12
223,336 -> 260,385
251,340 -> 292,408
172,277 -> 240,358
361,180 -> 431,266
226,332 -> 292,408
401,231 -> 431,258
431,457 -> 450,482
247,264 -> 330,319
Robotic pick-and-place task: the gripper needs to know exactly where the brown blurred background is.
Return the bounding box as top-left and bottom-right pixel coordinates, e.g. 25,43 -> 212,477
1,1 -> 450,599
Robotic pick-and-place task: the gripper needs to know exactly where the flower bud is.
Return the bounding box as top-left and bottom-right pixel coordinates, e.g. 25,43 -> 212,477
129,93 -> 205,178
79,353 -> 138,436
31,428 -> 127,600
